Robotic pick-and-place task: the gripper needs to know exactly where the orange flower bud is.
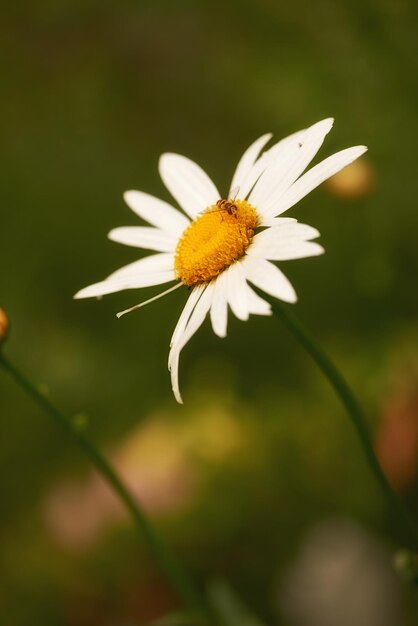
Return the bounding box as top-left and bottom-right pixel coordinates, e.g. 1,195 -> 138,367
325,159 -> 375,199
0,308 -> 10,346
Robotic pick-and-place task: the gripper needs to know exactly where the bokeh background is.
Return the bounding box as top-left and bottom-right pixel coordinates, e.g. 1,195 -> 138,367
1,1 -> 418,625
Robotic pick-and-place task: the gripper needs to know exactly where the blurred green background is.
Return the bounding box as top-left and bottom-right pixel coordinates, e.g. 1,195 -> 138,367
1,1 -> 418,624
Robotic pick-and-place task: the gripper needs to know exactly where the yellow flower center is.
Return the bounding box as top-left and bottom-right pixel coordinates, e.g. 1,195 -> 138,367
175,199 -> 258,286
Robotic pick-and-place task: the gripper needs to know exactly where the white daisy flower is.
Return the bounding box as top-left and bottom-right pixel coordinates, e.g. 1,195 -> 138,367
75,118 -> 367,403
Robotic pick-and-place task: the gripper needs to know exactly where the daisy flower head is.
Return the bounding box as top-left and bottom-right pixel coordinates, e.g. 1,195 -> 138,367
75,119 -> 367,403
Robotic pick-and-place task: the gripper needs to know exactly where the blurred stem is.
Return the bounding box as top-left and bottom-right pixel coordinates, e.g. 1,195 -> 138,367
268,299 -> 418,547
0,351 -> 212,624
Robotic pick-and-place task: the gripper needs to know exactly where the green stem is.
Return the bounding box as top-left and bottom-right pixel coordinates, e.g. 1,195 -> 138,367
267,298 -> 418,547
0,351 -> 211,623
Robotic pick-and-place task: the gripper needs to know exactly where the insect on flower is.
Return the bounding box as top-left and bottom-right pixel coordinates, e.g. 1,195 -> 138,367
204,187 -> 240,218
74,119 -> 367,403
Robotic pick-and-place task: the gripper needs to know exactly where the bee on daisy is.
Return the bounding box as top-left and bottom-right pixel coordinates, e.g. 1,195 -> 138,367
75,118 -> 367,403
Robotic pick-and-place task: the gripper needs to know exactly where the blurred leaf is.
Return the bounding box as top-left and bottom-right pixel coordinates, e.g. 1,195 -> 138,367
394,549 -> 418,586
207,580 -> 267,626
148,612 -> 206,626
71,411 -> 90,432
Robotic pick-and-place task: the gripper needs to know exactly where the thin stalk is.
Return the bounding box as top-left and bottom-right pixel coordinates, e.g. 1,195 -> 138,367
0,351 -> 211,623
267,297 -> 418,547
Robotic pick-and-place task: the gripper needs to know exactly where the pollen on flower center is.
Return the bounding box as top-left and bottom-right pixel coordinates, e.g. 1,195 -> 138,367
175,199 -> 258,286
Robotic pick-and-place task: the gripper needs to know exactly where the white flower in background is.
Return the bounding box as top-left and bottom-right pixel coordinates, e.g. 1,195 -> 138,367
75,118 -> 367,403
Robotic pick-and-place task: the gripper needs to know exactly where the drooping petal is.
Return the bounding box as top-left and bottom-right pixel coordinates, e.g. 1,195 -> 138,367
242,256 -> 297,303
123,190 -> 190,235
264,145 -> 368,217
169,283 -> 205,350
171,284 -> 213,361
169,283 -> 214,404
210,272 -> 229,338
108,226 -> 178,252
229,133 -> 272,196
159,153 -> 220,219
249,118 -> 334,215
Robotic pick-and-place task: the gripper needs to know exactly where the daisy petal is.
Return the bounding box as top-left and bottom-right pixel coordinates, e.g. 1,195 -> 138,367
242,256 -> 297,303
248,140 -> 302,208
265,145 -> 368,217
172,283 -> 214,357
276,222 -> 320,240
159,153 -> 220,219
124,190 -> 190,235
170,284 -> 205,350
226,262 -> 249,321
264,128 -> 307,155
210,272 -> 229,338
246,284 -> 272,316
238,128 -> 307,200
108,227 -> 178,252
252,223 -> 321,247
248,237 -> 325,261
73,270 -> 176,299
107,253 -> 175,280
229,133 -> 272,196
169,283 -> 214,403
260,217 -> 297,227
250,118 -> 334,215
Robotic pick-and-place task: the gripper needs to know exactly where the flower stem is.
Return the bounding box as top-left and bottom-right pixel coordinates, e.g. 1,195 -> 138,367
268,298 -> 418,547
0,351 -> 211,623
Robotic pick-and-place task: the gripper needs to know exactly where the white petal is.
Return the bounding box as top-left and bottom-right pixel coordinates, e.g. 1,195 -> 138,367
107,253 -> 175,280
226,263 -> 249,321
264,145 -> 368,217
237,128 -> 306,200
276,242 -> 325,261
169,283 -> 214,404
123,190 -> 190,235
260,217 -> 297,227
159,153 -> 220,219
74,270 -> 176,299
242,256 -> 297,303
248,237 -> 325,261
247,222 -> 320,256
171,284 -> 214,358
246,284 -> 272,316
210,272 -> 229,338
229,133 -> 272,196
278,223 -> 320,240
170,284 -> 205,350
248,222 -> 322,261
108,226 -> 178,252
250,118 -> 334,215
263,127 -> 307,160
248,140 -> 302,208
